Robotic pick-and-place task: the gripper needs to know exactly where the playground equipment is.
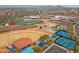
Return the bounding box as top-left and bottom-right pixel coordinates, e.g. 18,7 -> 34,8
7,44 -> 16,52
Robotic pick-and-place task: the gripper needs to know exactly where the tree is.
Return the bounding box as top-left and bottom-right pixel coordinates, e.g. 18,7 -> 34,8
74,44 -> 79,52
46,40 -> 52,46
39,35 -> 49,41
32,47 -> 41,52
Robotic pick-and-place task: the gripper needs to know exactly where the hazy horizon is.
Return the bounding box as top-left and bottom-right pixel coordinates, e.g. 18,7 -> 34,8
0,5 -> 79,8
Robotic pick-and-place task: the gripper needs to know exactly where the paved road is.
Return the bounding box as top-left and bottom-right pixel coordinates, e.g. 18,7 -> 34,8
74,24 -> 79,38
43,44 -> 68,53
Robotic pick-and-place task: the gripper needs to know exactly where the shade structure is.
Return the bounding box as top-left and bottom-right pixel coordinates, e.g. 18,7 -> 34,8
38,41 -> 45,47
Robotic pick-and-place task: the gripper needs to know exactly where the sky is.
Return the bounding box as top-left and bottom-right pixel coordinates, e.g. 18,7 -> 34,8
0,0 -> 79,5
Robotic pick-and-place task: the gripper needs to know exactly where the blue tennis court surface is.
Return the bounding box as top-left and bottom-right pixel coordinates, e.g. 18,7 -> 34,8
63,40 -> 76,48
55,37 -> 76,49
55,37 -> 67,45
56,31 -> 71,38
51,34 -> 58,38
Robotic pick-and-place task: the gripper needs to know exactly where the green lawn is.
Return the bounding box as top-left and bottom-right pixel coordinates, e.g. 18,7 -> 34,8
15,20 -> 40,25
